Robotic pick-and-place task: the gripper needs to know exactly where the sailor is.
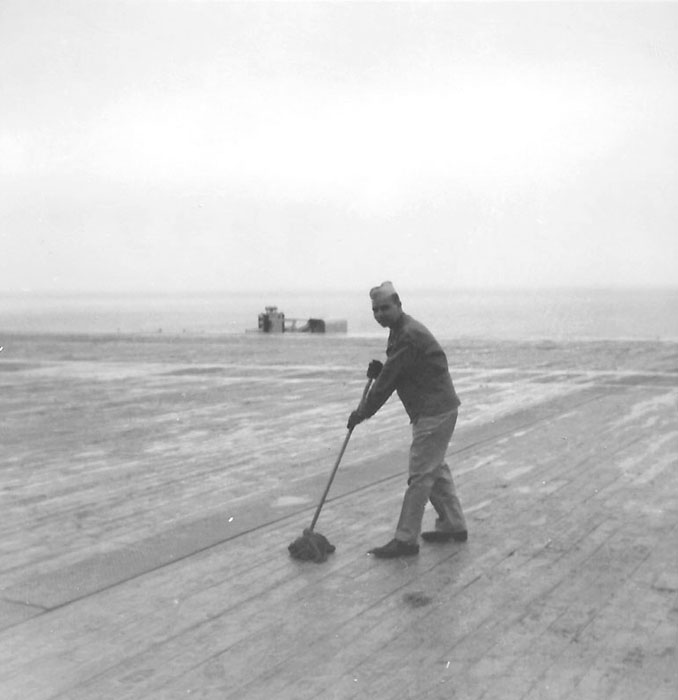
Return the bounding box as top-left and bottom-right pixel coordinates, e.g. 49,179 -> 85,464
348,281 -> 468,558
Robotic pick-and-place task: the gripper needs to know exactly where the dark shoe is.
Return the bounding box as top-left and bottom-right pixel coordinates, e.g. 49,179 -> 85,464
368,539 -> 419,558
421,530 -> 468,543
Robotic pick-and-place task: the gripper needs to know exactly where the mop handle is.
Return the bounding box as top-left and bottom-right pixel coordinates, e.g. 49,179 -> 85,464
308,376 -> 373,532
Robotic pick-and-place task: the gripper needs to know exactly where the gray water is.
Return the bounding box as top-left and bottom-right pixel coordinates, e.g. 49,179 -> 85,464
1,288 -> 676,342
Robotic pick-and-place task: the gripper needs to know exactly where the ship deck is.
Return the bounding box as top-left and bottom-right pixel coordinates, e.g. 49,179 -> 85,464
1,334 -> 676,699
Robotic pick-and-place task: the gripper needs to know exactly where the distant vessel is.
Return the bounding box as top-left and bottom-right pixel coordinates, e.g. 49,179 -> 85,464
257,306 -> 347,334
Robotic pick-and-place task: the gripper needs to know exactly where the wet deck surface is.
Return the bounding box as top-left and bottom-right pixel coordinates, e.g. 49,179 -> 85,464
1,334 -> 677,699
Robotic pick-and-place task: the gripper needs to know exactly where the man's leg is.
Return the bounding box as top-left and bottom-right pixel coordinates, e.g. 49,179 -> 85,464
429,463 -> 467,534
393,409 -> 457,543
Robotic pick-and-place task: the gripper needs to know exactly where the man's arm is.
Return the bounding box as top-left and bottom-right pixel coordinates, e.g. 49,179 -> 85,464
355,341 -> 416,420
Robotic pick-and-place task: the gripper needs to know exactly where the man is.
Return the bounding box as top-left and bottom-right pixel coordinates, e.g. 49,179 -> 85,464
348,281 -> 467,558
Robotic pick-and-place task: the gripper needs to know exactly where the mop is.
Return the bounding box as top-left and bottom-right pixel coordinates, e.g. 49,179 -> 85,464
288,365 -> 380,563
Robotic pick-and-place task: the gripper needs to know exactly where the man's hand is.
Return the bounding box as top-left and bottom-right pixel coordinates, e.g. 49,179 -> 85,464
367,360 -> 383,379
347,410 -> 365,430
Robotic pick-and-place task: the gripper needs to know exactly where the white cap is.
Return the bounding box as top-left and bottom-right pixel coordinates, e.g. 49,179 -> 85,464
369,281 -> 398,301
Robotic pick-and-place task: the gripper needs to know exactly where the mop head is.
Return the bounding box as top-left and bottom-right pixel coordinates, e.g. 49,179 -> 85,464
288,528 -> 336,563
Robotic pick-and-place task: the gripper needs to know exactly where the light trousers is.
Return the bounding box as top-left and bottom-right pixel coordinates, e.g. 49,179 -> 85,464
394,408 -> 466,543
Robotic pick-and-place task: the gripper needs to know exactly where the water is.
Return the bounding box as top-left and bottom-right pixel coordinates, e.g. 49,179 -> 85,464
1,288 -> 676,342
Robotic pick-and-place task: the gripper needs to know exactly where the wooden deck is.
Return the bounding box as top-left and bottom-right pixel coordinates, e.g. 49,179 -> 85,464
0,334 -> 676,699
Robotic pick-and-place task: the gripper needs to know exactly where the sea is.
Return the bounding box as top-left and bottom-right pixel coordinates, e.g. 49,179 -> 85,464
1,288 -> 677,342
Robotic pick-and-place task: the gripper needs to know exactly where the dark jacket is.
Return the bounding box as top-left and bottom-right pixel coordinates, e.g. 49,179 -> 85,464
361,313 -> 460,422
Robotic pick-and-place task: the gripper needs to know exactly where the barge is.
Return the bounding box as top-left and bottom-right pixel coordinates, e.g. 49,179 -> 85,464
257,306 -> 347,334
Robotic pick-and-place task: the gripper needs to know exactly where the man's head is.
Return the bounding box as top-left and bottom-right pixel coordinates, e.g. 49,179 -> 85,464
370,281 -> 403,328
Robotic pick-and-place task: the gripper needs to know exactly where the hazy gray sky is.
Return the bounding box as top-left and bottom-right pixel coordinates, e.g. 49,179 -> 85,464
1,1 -> 676,293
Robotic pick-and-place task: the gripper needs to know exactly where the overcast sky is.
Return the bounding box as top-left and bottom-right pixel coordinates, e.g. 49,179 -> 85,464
1,0 -> 676,293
